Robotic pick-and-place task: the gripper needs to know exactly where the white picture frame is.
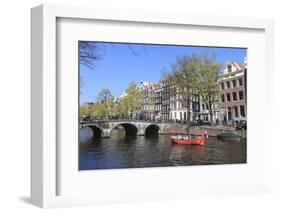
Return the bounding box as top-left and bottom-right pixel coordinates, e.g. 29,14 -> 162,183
31,4 -> 274,208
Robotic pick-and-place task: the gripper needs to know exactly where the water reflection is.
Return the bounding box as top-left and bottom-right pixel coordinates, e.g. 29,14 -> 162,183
169,144 -> 206,166
79,128 -> 246,170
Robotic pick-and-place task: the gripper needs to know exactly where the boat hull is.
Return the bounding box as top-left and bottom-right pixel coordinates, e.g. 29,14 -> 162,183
170,136 -> 205,145
217,132 -> 241,142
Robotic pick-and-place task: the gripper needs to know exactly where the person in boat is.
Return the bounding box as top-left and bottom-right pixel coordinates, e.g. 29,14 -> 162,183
177,135 -> 191,140
177,135 -> 184,140
204,130 -> 209,139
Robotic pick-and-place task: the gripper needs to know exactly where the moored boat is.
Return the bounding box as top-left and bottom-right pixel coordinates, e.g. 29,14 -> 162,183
217,131 -> 241,142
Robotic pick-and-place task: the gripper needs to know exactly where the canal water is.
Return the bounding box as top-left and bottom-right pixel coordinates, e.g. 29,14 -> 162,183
79,127 -> 246,170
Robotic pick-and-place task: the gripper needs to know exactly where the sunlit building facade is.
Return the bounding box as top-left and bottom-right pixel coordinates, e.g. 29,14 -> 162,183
218,59 -> 247,123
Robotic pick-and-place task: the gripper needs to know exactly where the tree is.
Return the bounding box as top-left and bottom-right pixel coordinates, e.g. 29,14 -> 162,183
79,41 -> 102,70
96,89 -> 114,104
91,103 -> 107,117
80,105 -> 91,117
79,42 -> 103,94
194,54 -> 221,125
106,98 -> 118,117
168,53 -> 221,127
96,89 -> 114,117
168,55 -> 199,127
125,81 -> 142,113
116,99 -> 128,116
79,42 -> 147,70
118,81 -> 142,117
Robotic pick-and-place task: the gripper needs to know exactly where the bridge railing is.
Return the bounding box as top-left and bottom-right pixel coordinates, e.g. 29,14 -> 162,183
80,118 -> 191,125
80,119 -> 160,124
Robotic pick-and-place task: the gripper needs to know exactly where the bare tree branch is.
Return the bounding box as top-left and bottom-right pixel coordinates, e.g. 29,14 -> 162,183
79,41 -> 103,70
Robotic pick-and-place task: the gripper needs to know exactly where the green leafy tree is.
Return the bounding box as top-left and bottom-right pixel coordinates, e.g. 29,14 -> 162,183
91,103 -> 108,117
116,99 -> 128,116
194,54 -> 221,125
168,55 -> 199,127
96,89 -> 114,117
80,105 -> 91,117
168,53 -> 221,127
107,98 -> 119,117
118,81 -> 142,117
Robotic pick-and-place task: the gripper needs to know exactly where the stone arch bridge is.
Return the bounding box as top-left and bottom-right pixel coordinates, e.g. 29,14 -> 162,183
80,120 -> 188,138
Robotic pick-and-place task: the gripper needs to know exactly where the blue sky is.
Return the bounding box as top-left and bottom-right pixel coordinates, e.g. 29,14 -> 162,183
80,42 -> 246,104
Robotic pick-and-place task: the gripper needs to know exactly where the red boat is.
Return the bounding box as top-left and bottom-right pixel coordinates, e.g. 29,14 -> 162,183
170,131 -> 208,146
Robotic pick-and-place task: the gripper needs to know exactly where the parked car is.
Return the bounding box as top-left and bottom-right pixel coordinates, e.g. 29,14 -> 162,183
236,120 -> 247,130
81,116 -> 91,122
192,119 -> 211,126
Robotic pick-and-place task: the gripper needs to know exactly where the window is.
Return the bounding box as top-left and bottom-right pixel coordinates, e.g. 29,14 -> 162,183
226,81 -> 230,89
232,80 -> 236,88
226,93 -> 231,102
202,104 -> 205,110
221,82 -> 225,90
239,91 -> 244,100
232,92 -> 237,101
240,105 -> 245,117
227,64 -> 232,73
221,94 -> 225,102
193,103 -> 198,111
239,78 -> 243,86
227,107 -> 232,119
234,106 -> 238,117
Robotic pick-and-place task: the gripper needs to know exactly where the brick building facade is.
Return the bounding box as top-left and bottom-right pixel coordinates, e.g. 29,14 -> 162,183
218,61 -> 247,123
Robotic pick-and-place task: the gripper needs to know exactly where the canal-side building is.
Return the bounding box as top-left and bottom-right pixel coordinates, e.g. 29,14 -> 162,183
169,84 -> 179,121
154,86 -> 163,121
218,60 -> 247,123
140,80 -> 159,121
161,78 -> 171,121
170,88 -> 201,123
134,58 -> 247,124
199,98 -> 220,124
191,93 -> 201,121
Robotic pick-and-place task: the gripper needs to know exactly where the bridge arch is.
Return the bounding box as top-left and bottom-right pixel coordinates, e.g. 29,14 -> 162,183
145,124 -> 160,135
110,123 -> 138,136
81,125 -> 103,138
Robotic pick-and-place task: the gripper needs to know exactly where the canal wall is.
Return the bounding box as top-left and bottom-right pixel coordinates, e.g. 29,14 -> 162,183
191,126 -> 246,138
189,126 -> 235,137
163,125 -> 246,138
161,123 -> 188,135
